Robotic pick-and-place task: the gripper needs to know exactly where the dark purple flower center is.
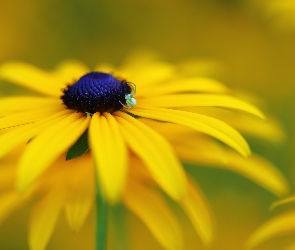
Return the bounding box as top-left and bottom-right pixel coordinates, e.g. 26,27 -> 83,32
61,72 -> 131,114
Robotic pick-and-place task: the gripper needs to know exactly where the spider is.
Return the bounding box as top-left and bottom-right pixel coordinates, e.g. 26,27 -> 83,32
120,82 -> 137,109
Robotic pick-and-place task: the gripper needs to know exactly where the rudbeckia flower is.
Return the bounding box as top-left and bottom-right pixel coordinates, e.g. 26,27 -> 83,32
0,53 -> 288,250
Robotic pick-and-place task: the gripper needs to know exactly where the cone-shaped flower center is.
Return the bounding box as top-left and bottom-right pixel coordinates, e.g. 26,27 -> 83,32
61,72 -> 132,114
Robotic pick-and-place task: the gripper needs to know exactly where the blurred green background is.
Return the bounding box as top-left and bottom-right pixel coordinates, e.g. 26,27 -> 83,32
1,0 -> 295,249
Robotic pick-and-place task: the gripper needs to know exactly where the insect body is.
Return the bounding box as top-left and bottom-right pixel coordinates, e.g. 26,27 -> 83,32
121,82 -> 137,109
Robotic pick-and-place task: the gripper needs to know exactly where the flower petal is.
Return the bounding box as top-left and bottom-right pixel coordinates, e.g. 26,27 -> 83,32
64,155 -> 95,232
246,211 -> 295,250
53,60 -> 89,89
218,151 -> 288,197
131,107 -> 251,157
139,94 -> 265,119
179,177 -> 213,246
88,113 -> 128,203
124,180 -> 182,250
0,62 -> 61,96
270,195 -> 295,210
0,97 -> 61,113
0,109 -> 73,159
64,190 -> 94,232
17,113 -> 90,191
114,111 -> 187,200
0,106 -> 64,129
29,188 -> 64,250
140,77 -> 229,96
0,192 -> 22,223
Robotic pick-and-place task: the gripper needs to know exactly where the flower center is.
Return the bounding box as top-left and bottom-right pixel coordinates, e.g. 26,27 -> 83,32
61,72 -> 132,114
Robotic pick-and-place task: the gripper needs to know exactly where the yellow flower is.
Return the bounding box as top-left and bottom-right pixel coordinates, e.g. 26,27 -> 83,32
0,53 -> 284,250
246,195 -> 295,250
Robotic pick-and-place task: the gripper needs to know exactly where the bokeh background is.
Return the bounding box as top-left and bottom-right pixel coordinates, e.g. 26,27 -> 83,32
1,0 -> 295,249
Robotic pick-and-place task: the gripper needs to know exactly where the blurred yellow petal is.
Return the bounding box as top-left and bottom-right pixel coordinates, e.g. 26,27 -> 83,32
124,180 -> 182,250
53,60 -> 89,88
139,94 -> 265,119
180,177 -> 213,246
140,77 -> 229,96
65,191 -> 94,232
64,155 -> 95,232
29,188 -> 64,250
183,149 -> 288,197
0,192 -> 22,223
246,211 -> 295,250
89,113 -> 128,203
17,113 -> 90,191
131,106 -> 251,157
0,62 -> 61,96
270,195 -> 295,210
120,61 -> 176,87
173,136 -> 227,165
286,242 -> 295,250
114,112 -> 187,200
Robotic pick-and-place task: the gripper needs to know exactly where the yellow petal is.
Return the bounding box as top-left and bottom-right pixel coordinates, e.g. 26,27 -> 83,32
114,111 -> 187,200
29,188 -> 64,250
88,113 -> 128,203
139,94 -> 265,119
270,195 -> 295,210
0,109 -> 73,159
64,191 -> 94,232
64,155 -> 95,232
0,97 -> 61,113
246,211 -> 295,250
0,192 -> 22,223
141,77 -> 229,96
124,180 -> 182,250
53,60 -> 89,88
180,177 -> 213,246
0,62 -> 61,96
0,106 -> 63,129
17,113 -> 90,191
188,149 -> 288,197
120,61 -> 176,87
131,107 -> 251,157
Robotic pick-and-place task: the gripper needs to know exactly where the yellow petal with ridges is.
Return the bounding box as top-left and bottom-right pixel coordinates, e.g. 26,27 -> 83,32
131,107 -> 251,157
17,113 -> 90,191
0,62 -> 61,96
88,113 -> 127,203
0,109 -> 73,159
29,188 -> 64,250
180,177 -> 213,246
0,106 -> 64,129
139,94 -> 265,119
124,180 -> 182,250
114,112 -> 187,200
141,77 -> 229,95
246,211 -> 295,250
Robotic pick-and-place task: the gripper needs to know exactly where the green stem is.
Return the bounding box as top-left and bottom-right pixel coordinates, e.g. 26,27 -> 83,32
95,179 -> 108,250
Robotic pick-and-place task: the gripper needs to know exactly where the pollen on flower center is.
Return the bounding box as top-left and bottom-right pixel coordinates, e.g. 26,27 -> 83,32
61,72 -> 132,114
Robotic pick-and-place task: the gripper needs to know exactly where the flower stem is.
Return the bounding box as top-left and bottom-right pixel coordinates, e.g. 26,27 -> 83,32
95,178 -> 108,250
